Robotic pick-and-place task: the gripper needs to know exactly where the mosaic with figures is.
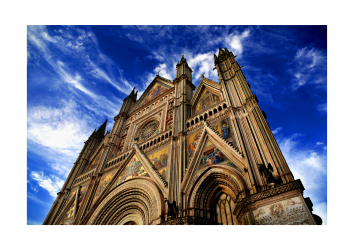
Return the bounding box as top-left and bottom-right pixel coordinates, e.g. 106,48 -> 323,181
147,147 -> 168,179
187,118 -> 238,183
195,89 -> 221,114
60,202 -> 75,225
93,170 -> 117,204
192,139 -> 236,183
112,155 -> 149,189
187,118 -> 233,161
137,82 -> 170,109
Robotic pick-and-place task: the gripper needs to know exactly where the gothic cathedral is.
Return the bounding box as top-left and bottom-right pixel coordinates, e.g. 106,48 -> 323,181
43,48 -> 322,225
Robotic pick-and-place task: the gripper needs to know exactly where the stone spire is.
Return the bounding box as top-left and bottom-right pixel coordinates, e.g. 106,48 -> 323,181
96,119 -> 107,139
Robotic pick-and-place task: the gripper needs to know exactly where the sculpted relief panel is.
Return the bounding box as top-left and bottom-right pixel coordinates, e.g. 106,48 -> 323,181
251,196 -> 315,225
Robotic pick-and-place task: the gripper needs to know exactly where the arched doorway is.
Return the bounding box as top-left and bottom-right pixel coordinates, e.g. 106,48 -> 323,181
215,193 -> 236,225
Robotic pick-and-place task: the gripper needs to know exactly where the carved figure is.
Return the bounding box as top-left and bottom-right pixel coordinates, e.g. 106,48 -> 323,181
165,199 -> 178,219
257,163 -> 276,184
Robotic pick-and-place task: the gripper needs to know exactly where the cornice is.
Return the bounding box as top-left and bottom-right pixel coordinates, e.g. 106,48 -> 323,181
233,179 -> 304,218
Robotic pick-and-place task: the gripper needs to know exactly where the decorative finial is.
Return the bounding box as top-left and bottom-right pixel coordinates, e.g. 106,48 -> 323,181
157,70 -> 161,76
201,73 -> 205,78
182,54 -> 184,59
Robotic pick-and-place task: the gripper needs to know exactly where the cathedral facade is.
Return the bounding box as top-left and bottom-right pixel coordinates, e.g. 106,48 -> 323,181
43,48 -> 322,225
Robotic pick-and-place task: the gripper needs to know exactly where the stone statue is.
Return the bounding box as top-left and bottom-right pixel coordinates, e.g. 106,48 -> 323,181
257,163 -> 276,184
165,199 -> 178,219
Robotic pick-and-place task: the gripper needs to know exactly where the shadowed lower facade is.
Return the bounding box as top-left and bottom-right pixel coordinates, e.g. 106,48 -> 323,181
43,48 -> 322,225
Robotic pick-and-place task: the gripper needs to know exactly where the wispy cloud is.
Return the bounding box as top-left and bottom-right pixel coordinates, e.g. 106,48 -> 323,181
316,142 -> 323,146
290,46 -> 327,90
272,126 -> 283,135
27,192 -> 52,206
27,100 -> 92,154
117,26 -> 251,85
317,103 -> 327,114
30,171 -> 64,198
27,25 -> 130,113
27,180 -> 39,193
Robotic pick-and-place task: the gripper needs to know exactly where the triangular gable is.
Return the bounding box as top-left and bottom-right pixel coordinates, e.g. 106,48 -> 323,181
132,76 -> 174,113
191,79 -> 223,115
181,122 -> 246,193
111,155 -> 150,189
191,77 -> 222,106
87,148 -> 168,215
192,139 -> 237,184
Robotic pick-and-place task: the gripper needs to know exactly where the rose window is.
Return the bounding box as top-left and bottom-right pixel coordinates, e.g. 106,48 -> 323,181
139,120 -> 159,141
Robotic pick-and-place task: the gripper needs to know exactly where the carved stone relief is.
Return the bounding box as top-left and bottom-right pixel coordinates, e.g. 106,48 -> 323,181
251,196 -> 315,225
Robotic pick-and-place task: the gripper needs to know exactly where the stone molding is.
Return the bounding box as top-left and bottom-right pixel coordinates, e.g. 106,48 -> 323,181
233,180 -> 304,218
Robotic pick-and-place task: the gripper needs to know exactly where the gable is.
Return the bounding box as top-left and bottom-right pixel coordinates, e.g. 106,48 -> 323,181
192,139 -> 237,184
194,88 -> 222,115
111,155 -> 150,188
136,81 -> 171,109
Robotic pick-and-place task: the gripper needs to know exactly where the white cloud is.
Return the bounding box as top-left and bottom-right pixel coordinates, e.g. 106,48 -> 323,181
30,171 -> 64,198
272,126 -> 283,135
291,46 -> 326,90
154,63 -> 173,81
225,30 -> 250,56
316,142 -> 323,146
189,51 -> 218,81
27,100 -> 91,153
277,133 -> 327,224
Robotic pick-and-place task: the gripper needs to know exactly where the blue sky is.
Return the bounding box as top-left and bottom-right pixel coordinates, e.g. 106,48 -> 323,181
27,25 -> 327,225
